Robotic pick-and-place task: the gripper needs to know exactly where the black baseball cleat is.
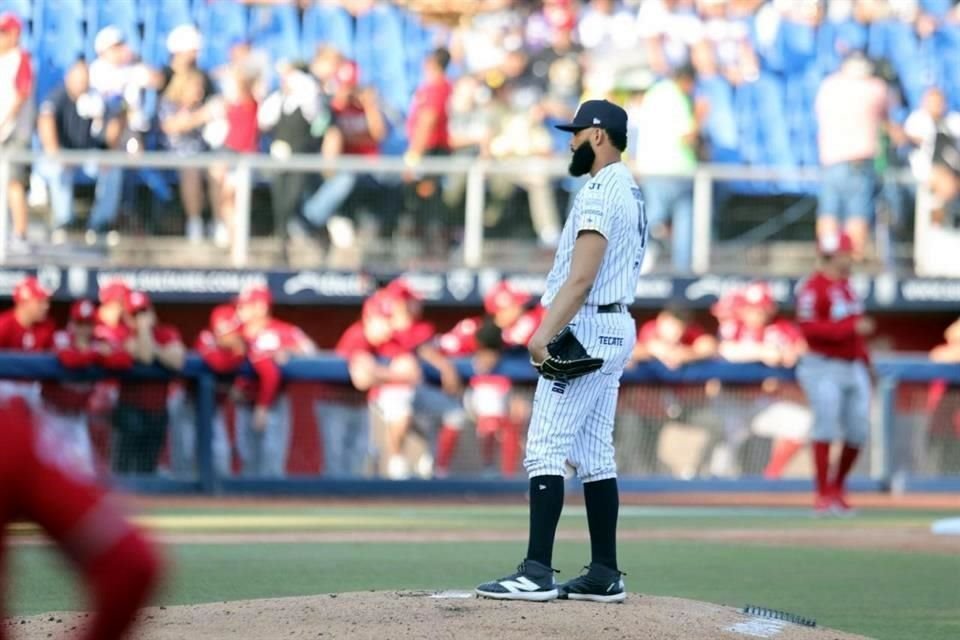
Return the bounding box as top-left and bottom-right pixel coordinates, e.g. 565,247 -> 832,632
558,563 -> 627,603
475,559 -> 559,601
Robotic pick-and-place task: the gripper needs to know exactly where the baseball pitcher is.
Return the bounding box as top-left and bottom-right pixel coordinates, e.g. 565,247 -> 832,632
476,100 -> 645,602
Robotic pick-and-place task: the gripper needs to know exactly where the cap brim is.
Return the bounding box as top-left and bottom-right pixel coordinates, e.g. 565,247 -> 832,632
554,123 -> 588,132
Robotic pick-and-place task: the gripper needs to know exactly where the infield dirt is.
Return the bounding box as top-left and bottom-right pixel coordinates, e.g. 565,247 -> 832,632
7,591 -> 871,640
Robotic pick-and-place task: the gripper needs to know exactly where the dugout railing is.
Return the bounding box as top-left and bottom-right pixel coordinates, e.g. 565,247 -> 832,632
1,352 -> 958,495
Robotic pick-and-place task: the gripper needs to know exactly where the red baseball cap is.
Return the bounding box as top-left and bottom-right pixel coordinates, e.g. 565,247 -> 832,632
483,281 -> 529,315
13,277 -> 51,304
0,13 -> 22,34
334,60 -> 359,88
98,280 -> 131,305
210,304 -> 242,337
818,232 -> 854,256
740,281 -> 775,311
384,278 -> 421,302
126,290 -> 152,314
362,290 -> 399,320
69,299 -> 97,323
236,284 -> 272,306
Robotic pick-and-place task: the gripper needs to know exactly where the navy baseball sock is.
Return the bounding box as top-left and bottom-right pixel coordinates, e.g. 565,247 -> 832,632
526,475 -> 564,568
583,478 -> 619,572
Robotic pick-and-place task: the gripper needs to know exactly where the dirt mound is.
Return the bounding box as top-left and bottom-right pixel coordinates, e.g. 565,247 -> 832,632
6,591 -> 871,640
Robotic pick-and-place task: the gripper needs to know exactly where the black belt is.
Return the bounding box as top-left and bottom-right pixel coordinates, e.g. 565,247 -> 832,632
596,303 -> 627,313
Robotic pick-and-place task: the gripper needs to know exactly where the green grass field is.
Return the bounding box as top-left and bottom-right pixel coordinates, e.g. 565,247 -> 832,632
8,504 -> 960,640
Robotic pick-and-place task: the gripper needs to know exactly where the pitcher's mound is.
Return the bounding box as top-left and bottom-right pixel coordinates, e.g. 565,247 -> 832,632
7,591 -> 870,640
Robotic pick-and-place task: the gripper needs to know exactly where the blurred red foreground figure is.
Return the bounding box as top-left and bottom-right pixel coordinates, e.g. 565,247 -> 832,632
0,395 -> 162,640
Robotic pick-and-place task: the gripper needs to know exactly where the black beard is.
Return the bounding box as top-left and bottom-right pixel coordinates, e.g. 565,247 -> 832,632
568,140 -> 595,177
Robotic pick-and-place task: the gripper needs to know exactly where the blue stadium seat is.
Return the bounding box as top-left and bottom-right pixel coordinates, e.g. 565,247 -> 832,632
194,0 -> 247,71
85,0 -> 141,59
34,0 -> 84,101
402,12 -> 439,95
0,0 -> 30,19
300,3 -> 353,61
141,0 -> 192,66
695,76 -> 739,164
248,4 -> 300,63
355,4 -> 409,113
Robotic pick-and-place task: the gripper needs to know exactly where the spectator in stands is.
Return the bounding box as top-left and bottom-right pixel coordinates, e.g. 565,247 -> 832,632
638,0 -> 702,77
486,49 -> 562,248
0,13 -> 33,254
235,284 -> 316,477
207,66 -> 260,248
89,27 -> 137,103
37,59 -> 125,246
302,59 -> 387,250
160,69 -> 218,243
117,290 -> 185,475
160,24 -> 215,98
815,51 -> 889,259
403,47 -> 453,251
39,300 -> 104,476
0,277 -> 55,405
577,0 -> 640,69
529,9 -> 582,127
905,87 -> 960,219
631,64 -> 699,272
258,62 -> 330,244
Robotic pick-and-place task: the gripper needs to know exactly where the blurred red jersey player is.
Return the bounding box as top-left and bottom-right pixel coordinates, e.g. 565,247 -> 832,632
379,279 -> 466,478
719,282 -> 805,368
39,300 -> 121,476
234,284 -> 315,477
796,233 -> 874,514
0,395 -> 162,640
0,276 -> 56,403
110,288 -> 186,475
438,281 -> 539,476
170,304 -> 246,477
633,306 -> 717,369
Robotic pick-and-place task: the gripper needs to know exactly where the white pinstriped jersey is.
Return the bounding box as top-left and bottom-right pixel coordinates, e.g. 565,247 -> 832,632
541,162 -> 646,307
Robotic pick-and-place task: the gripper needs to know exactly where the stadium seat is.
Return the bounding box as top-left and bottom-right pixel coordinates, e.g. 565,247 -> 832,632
402,12 -> 440,96
141,0 -> 192,67
696,77 -> 739,164
0,0 -> 30,19
33,0 -> 84,101
772,20 -> 817,75
248,4 -> 300,63
85,0 -> 141,59
355,3 -> 410,114
300,3 -> 354,61
194,0 -> 247,71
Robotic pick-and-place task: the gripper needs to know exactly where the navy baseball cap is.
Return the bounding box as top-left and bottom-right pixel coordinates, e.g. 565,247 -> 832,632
554,99 -> 628,134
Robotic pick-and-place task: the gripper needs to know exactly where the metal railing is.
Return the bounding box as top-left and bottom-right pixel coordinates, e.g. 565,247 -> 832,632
2,351 -> 958,492
0,149 -> 927,271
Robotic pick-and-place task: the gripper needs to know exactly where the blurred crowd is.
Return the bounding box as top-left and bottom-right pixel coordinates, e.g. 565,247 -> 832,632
1,0 -> 959,270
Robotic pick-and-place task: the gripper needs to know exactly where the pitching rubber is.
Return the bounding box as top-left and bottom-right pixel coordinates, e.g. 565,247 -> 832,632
474,588 -> 559,602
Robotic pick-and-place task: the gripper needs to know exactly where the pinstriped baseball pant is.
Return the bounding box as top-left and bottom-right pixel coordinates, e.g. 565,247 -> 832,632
524,309 -> 636,482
